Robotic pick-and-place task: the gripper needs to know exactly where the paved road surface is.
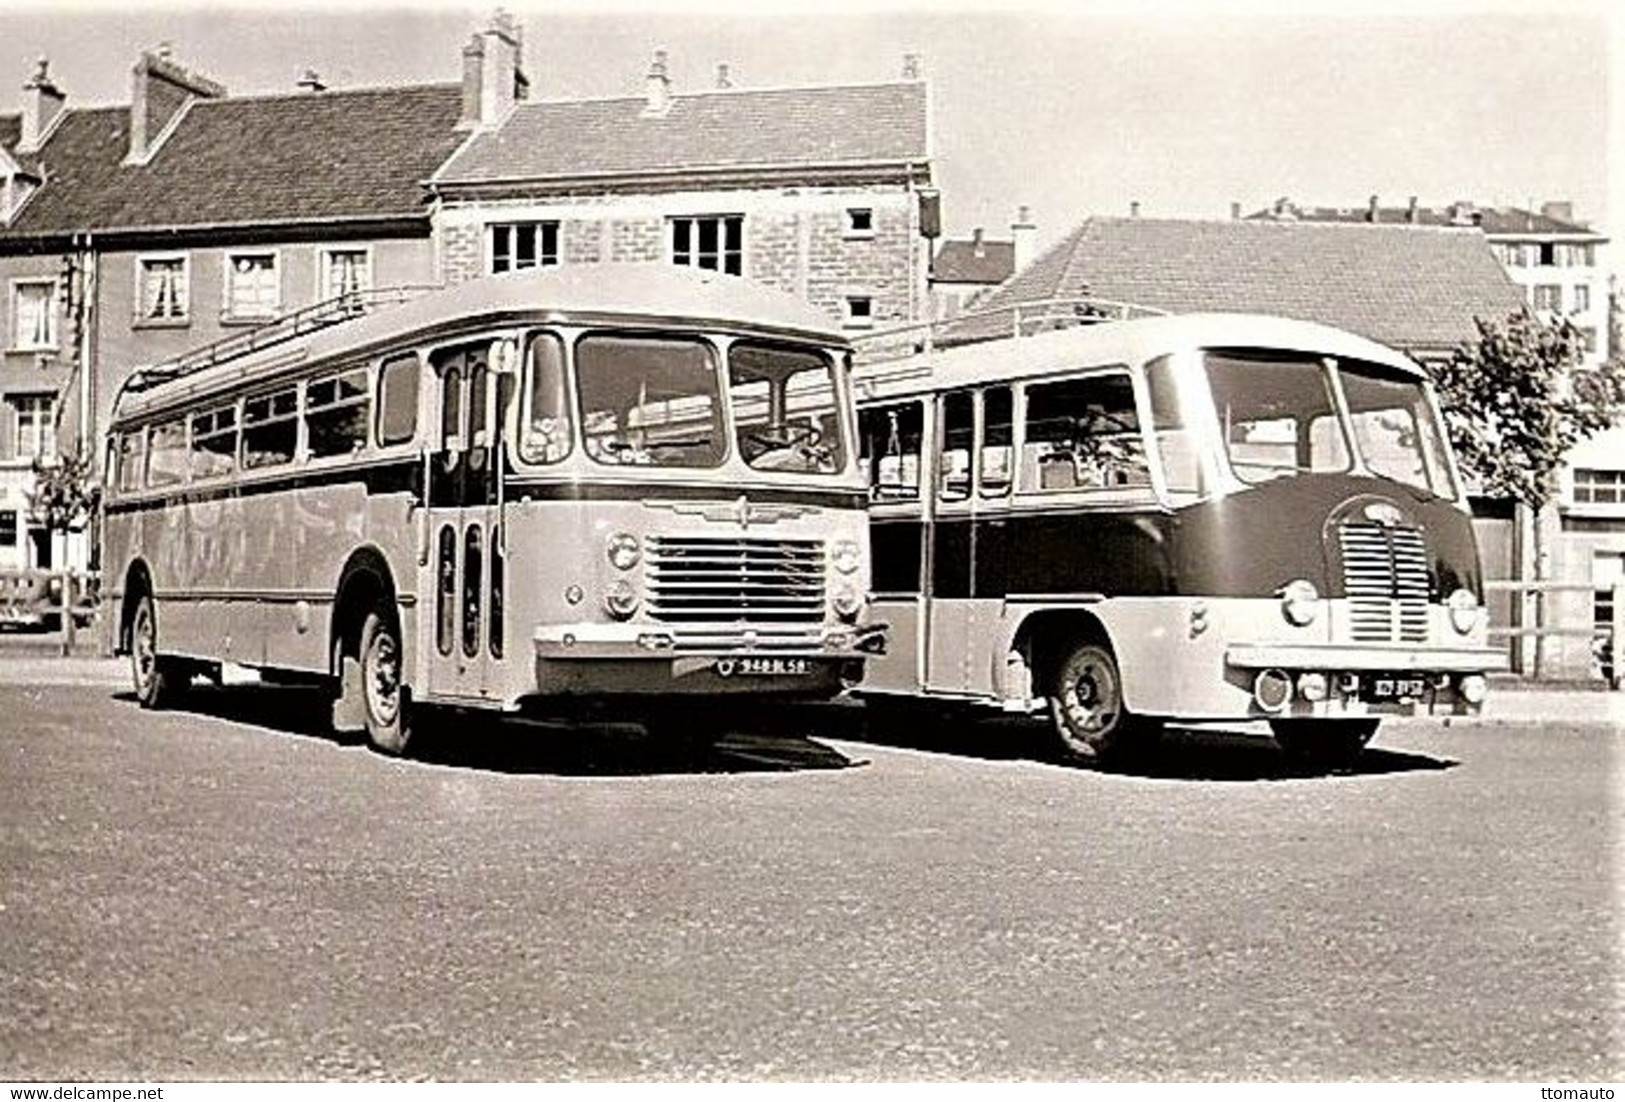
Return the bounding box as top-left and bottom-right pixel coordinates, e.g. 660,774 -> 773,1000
0,681 -> 1618,1080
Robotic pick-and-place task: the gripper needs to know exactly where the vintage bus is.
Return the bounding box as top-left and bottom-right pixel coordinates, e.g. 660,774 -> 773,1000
102,264 -> 882,753
851,310 -> 1505,767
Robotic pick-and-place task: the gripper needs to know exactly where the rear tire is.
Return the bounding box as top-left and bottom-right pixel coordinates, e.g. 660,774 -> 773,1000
1270,718 -> 1378,771
130,593 -> 187,709
1048,640 -> 1159,764
359,608 -> 411,754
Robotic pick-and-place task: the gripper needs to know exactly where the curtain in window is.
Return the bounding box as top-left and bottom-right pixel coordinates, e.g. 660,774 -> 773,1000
325,251 -> 370,299
15,284 -> 54,348
142,260 -> 186,319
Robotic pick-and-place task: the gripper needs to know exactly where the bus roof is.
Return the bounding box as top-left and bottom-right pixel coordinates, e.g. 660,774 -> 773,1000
851,312 -> 1428,400
113,263 -> 849,423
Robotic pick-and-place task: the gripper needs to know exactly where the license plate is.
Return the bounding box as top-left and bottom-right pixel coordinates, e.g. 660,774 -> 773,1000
1362,674 -> 1429,702
714,657 -> 811,677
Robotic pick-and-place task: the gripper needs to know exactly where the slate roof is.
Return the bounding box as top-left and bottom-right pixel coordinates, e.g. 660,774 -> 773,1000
434,81 -> 929,186
1252,204 -> 1607,240
933,236 -> 1015,285
0,84 -> 465,241
955,217 -> 1526,353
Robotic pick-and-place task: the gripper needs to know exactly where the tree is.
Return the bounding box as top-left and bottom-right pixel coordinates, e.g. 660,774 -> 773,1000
1431,309 -> 1625,675
26,447 -> 101,541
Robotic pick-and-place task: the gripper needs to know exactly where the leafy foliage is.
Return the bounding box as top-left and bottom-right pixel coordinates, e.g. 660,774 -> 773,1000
27,448 -> 101,533
1431,310 -> 1625,513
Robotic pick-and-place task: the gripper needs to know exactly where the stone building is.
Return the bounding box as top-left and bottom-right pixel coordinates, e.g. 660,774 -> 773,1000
428,48 -> 933,336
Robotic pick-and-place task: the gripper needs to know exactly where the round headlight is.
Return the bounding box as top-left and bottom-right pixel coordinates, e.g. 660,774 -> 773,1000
606,532 -> 641,571
832,582 -> 862,622
604,579 -> 640,620
830,539 -> 861,575
1280,579 -> 1320,627
1447,588 -> 1481,635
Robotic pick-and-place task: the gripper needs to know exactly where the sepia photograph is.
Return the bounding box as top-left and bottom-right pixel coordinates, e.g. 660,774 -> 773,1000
0,0 -> 1619,1086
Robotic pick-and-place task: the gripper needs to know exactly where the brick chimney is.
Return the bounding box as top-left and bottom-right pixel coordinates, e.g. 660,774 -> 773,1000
126,47 -> 225,164
715,63 -> 732,90
1011,205 -> 1036,273
642,50 -> 672,117
459,12 -> 527,130
1231,201 -> 1241,220
1366,194 -> 1380,222
297,68 -> 326,93
18,57 -> 65,153
1406,196 -> 1420,224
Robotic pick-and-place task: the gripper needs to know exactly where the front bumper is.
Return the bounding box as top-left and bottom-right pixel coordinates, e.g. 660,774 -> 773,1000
531,621 -> 886,697
1226,641 -> 1506,718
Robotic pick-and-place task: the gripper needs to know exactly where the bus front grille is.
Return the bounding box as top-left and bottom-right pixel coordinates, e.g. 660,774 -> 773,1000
646,537 -> 826,623
1339,522 -> 1430,643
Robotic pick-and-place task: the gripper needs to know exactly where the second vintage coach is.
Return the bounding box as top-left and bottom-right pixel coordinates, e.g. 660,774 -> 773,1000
102,264 -> 883,753
852,311 -> 1505,768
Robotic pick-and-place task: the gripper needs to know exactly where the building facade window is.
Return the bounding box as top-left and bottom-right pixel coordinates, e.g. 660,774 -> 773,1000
224,252 -> 280,319
842,294 -> 875,330
670,215 -> 743,275
489,222 -> 559,274
320,247 -> 372,300
7,393 -> 56,461
137,254 -> 189,323
1532,284 -> 1563,312
1572,468 -> 1625,505
1572,285 -> 1591,314
0,509 -> 15,547
10,280 -> 57,350
1499,243 -> 1528,268
845,208 -> 875,238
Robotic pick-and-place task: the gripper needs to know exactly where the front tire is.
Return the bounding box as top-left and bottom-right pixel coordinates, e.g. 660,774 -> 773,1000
359,608 -> 411,754
1270,718 -> 1378,771
1048,640 -> 1158,764
130,593 -> 187,709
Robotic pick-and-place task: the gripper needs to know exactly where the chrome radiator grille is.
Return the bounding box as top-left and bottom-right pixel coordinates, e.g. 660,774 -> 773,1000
646,537 -> 825,623
1339,522 -> 1430,643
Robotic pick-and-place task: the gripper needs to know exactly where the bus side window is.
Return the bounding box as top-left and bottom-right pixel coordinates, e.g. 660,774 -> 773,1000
858,401 -> 922,500
307,368 -> 371,460
189,405 -> 238,480
242,388 -> 299,470
937,391 -> 973,503
118,430 -> 147,494
980,386 -> 1013,498
376,353 -> 420,447
146,420 -> 189,488
1023,373 -> 1147,493
522,332 -> 571,464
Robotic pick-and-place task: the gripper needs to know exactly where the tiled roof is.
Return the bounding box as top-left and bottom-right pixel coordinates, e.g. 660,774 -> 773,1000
957,217 -> 1526,352
435,81 -> 928,185
0,84 -> 465,240
933,236 -> 1014,285
1252,204 -> 1606,240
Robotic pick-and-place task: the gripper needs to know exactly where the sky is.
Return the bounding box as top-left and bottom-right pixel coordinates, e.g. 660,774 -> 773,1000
1,0 -> 1616,270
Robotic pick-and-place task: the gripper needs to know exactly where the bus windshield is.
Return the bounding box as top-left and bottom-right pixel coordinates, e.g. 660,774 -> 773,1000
575,334 -> 726,468
729,341 -> 846,474
1146,349 -> 1458,501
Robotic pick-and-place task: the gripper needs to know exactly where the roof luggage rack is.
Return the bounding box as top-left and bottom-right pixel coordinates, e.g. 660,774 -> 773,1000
851,296 -> 1167,365
119,285 -> 440,397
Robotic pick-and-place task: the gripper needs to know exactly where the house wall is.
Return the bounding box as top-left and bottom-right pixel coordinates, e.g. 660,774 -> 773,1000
0,250 -> 72,571
436,182 -> 921,333
1488,235 -> 1610,366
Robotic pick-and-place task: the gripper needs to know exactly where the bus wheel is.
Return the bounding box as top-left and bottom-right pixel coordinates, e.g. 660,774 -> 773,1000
130,593 -> 186,709
1269,719 -> 1378,771
1048,641 -> 1150,763
359,608 -> 411,754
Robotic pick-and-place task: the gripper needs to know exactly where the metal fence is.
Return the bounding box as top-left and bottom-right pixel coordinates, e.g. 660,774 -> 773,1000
1486,578 -> 1621,689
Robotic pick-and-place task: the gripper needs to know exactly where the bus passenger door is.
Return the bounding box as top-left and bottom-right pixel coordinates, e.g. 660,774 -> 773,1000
858,400 -> 928,694
424,339 -> 510,704
925,389 -> 976,692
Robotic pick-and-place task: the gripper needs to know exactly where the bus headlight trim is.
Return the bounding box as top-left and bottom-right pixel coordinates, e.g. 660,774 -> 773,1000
604,580 -> 640,620
830,539 -> 861,575
1447,588 -> 1481,634
832,582 -> 862,621
1298,671 -> 1329,702
1280,579 -> 1320,626
606,532 -> 641,571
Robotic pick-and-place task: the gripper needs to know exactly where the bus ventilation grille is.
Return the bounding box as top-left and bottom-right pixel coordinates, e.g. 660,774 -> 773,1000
645,537 -> 826,623
1338,522 -> 1430,643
